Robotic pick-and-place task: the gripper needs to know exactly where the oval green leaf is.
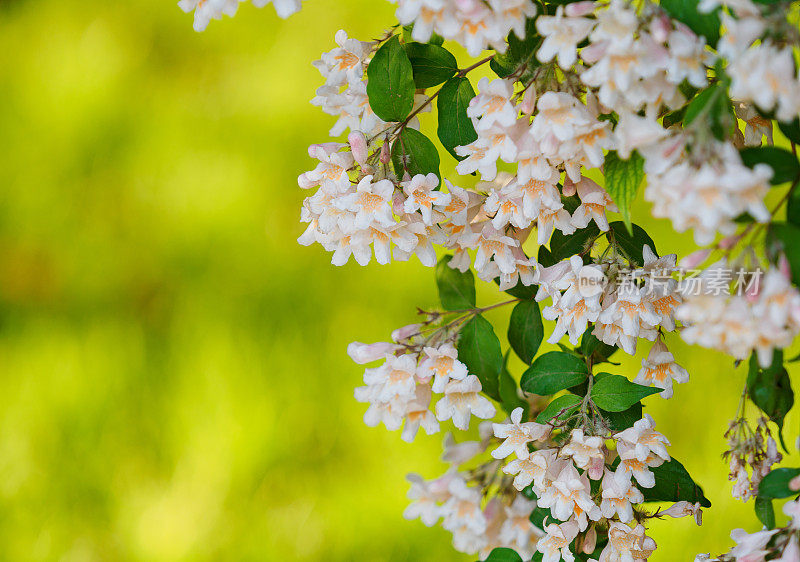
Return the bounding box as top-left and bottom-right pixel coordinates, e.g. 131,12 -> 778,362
457,315 -> 503,401
391,127 -> 441,178
436,255 -> 476,311
405,42 -> 458,88
590,374 -> 661,412
366,35 -> 415,123
508,300 -> 544,365
521,351 -> 588,396
437,76 -> 478,160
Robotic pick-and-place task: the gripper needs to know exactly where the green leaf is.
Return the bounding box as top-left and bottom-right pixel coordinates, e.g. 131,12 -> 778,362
579,332 -> 619,364
537,246 -> 555,267
747,352 -> 794,434
604,150 -> 645,235
684,83 -> 734,140
480,547 -> 524,562
458,315 -> 504,401
508,300 -> 544,365
392,127 -> 441,178
661,0 -> 721,47
642,459 -> 712,507
490,18 -> 541,79
499,355 -> 528,417
590,374 -> 661,412
601,402 -> 643,431
759,468 -> 800,499
778,118 -> 800,145
494,276 -> 538,300
767,223 -> 800,285
549,222 -> 600,262
536,393 -> 582,424
436,255 -> 476,310
528,506 -> 550,530
521,351 -> 589,396
755,496 -> 776,529
607,222 -> 657,266
366,36 -> 415,123
740,146 -> 800,185
405,42 -> 458,89
437,76 -> 478,160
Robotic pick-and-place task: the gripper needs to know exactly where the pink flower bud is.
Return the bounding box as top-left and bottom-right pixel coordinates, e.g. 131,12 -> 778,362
346,342 -> 399,364
717,235 -> 740,250
348,131 -> 369,166
582,525 -> 597,554
562,176 -> 577,197
380,141 -> 391,164
587,456 -> 604,481
565,1 -> 596,17
651,14 -> 672,43
520,86 -> 537,115
679,249 -> 711,270
790,475 -> 800,492
391,323 -> 422,342
780,254 -> 792,282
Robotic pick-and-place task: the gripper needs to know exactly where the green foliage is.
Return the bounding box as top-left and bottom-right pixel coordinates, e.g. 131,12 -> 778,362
392,127 -> 441,178
490,18 -> 541,79
601,402 -> 643,431
536,393 -> 582,424
740,146 -> 800,186
496,276 -> 538,300
366,36 -> 415,122
437,76 -> 478,160
521,351 -> 589,395
660,0 -> 721,47
778,118 -> 800,145
590,374 -> 660,412
684,83 -> 734,140
499,361 -> 528,416
643,459 -> 712,507
404,42 -> 458,88
607,222 -> 658,266
604,150 -> 644,235
579,332 -> 619,365
436,255 -> 476,310
747,351 -> 794,437
480,548 -> 524,562
767,222 -> 800,285
508,300 -> 544,365
549,222 -> 599,262
458,315 -> 504,400
759,468 -> 800,499
755,496 -> 776,529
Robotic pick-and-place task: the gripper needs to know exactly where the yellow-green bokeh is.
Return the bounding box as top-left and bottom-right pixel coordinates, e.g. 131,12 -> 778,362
0,0 -> 797,560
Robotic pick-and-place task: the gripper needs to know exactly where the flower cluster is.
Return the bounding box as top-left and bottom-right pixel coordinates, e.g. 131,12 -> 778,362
723,417 -> 782,502
391,0 -> 538,57
351,324 -> 496,441
178,0 -> 303,31
677,261 -> 800,368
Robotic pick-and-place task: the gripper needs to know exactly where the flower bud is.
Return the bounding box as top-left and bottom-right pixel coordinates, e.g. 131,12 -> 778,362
346,342 -> 398,364
790,474 -> 800,492
380,141 -> 391,164
679,249 -> 711,270
520,85 -> 537,115
565,1 -> 596,17
651,14 -> 672,43
582,525 -> 597,554
717,235 -> 740,250
780,254 -> 792,282
562,176 -> 577,197
391,323 -> 422,343
348,131 -> 369,166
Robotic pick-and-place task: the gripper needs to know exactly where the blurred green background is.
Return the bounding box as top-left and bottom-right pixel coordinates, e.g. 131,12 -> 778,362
0,0 -> 797,560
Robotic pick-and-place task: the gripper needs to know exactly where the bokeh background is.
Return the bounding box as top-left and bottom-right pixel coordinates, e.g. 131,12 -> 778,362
0,0 -> 798,560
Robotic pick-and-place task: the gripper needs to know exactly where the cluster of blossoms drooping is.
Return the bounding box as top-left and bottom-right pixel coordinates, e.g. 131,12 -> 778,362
184,0 -> 800,560
405,410 -> 704,559
178,0 -> 303,31
699,497 -> 800,562
391,0 -> 538,57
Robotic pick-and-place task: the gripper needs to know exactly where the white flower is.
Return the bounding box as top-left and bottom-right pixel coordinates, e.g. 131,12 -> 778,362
402,385 -> 440,442
660,501 -> 703,526
614,414 -> 671,464
347,341 -> 400,364
602,523 -> 657,562
500,496 -> 542,559
570,177 -> 618,232
403,173 -> 451,225
418,344 -> 469,392
467,78 -> 518,132
537,520 -> 579,562
436,375 -> 496,430
441,477 -> 487,535
492,407 -> 549,460
729,528 -> 778,560
504,449 -> 554,491
338,175 -> 396,229
403,472 -> 452,526
538,463 -> 600,523
314,30 -> 371,87
634,338 -> 689,399
600,469 -> 643,524
536,6 -> 595,69
560,428 -> 606,471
